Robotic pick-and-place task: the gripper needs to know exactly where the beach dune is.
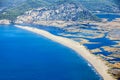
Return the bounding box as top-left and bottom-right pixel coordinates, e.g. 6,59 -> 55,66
15,25 -> 115,80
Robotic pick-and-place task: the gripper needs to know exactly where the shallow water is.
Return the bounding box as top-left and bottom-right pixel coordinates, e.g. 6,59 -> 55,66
96,13 -> 120,21
0,25 -> 102,80
83,36 -> 117,56
84,37 -> 116,50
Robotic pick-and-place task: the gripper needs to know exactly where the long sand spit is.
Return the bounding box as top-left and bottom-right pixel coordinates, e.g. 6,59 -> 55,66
15,25 -> 115,80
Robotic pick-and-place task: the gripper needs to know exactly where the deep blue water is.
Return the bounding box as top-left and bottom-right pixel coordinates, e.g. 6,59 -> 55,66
0,25 -> 102,80
96,14 -> 120,21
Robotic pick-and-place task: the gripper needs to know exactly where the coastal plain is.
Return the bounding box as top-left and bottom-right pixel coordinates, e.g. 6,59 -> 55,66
15,16 -> 120,79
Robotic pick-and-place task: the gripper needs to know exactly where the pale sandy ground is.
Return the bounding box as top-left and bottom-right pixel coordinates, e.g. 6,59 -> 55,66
0,19 -> 10,25
15,25 -> 116,80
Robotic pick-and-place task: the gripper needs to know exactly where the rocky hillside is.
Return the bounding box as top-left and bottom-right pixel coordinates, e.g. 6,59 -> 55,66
0,0 -> 120,21
15,1 -> 98,24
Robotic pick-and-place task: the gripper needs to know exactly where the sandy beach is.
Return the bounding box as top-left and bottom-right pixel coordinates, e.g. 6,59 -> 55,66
15,25 -> 116,80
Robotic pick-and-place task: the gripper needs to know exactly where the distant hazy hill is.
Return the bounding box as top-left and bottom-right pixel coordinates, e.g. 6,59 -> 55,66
43,0 -> 120,13
78,0 -> 120,13
0,0 -> 26,7
0,0 -> 50,20
113,0 -> 120,9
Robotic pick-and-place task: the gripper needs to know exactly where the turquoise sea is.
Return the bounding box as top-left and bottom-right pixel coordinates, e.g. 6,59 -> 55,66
0,25 -> 102,80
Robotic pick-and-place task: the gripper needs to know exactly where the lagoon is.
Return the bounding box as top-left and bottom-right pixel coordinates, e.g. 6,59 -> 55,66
96,13 -> 120,21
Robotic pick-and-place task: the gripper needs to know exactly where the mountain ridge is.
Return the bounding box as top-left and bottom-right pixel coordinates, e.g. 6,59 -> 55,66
0,0 -> 120,21
15,1 -> 99,25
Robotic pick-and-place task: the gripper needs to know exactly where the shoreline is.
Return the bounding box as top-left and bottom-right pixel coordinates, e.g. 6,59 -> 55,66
15,25 -> 116,80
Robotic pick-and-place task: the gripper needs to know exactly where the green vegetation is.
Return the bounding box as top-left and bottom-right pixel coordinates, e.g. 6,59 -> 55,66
0,0 -> 50,21
0,0 -> 79,21
0,0 -> 119,21
0,0 -> 10,7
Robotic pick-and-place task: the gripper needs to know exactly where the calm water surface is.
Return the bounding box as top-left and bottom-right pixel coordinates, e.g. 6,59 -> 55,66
96,13 -> 120,21
0,25 -> 102,80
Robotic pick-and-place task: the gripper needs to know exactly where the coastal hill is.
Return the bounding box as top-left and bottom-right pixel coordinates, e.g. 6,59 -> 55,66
0,0 -> 120,21
15,0 -> 99,25
0,0 -> 98,21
